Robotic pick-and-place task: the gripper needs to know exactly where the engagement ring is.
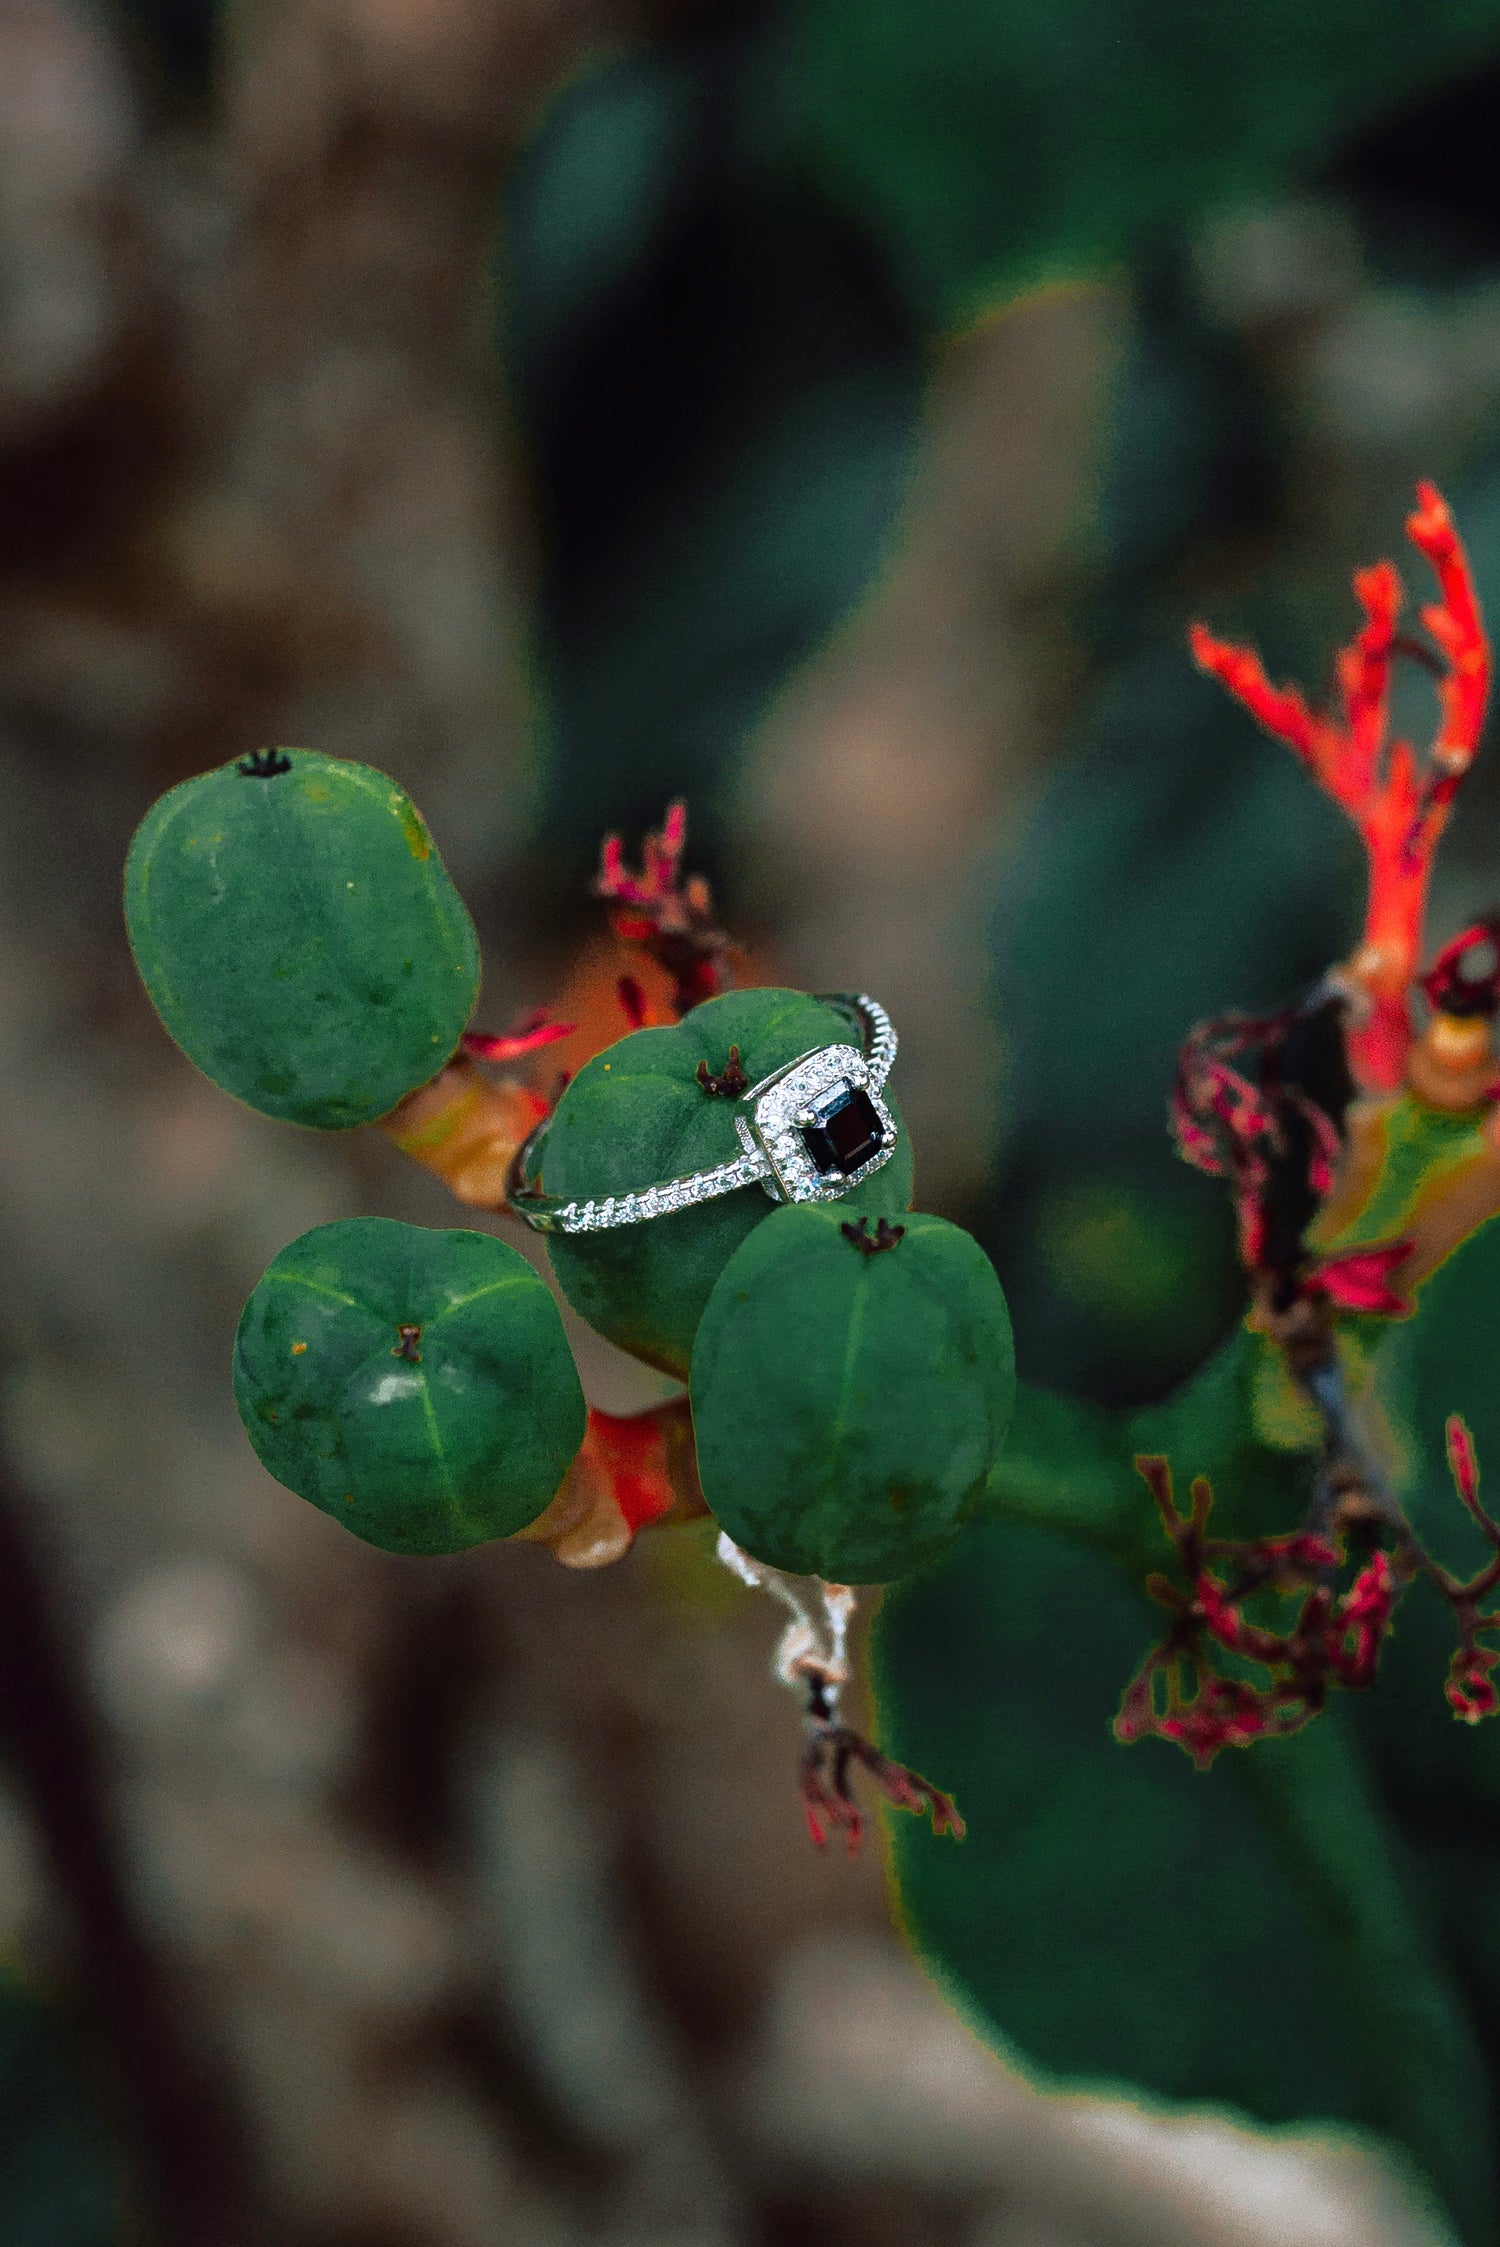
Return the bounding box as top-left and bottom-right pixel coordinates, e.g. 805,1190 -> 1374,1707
507,994 -> 898,1234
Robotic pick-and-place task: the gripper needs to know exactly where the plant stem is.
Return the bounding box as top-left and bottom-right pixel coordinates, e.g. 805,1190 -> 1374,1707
980,1328 -> 1328,1563
979,1380 -> 1143,1559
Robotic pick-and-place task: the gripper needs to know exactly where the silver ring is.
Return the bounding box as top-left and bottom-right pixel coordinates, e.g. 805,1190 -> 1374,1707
507,994 -> 898,1235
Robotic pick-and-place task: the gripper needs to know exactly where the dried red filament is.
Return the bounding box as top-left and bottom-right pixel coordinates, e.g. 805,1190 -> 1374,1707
800,1715 -> 965,1855
1169,996 -> 1408,1311
595,801 -> 733,1018
462,1008 -> 575,1064
1115,1456 -> 1399,1768
1118,1424 -> 1500,1767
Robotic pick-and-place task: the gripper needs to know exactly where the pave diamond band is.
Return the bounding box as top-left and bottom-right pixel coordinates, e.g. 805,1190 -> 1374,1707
506,994 -> 897,1236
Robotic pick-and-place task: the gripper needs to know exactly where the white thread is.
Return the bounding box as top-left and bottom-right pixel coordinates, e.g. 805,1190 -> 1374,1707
715,1533 -> 857,1716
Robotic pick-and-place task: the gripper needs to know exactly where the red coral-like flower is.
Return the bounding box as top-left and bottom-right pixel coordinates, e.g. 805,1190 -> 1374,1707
1421,917 -> 1500,1021
1190,484 -> 1491,1093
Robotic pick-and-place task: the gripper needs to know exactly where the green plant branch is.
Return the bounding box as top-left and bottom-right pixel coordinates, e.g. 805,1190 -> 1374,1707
978,1324 -> 1325,1568
978,1379 -> 1142,1560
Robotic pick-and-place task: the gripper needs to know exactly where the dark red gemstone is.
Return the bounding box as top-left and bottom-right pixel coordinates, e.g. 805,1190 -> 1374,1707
800,1087 -> 884,1177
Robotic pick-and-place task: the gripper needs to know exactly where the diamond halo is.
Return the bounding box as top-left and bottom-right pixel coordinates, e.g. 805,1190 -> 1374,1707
734,1042 -> 896,1205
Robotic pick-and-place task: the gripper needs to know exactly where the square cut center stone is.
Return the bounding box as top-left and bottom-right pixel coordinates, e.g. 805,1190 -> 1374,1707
799,1086 -> 885,1177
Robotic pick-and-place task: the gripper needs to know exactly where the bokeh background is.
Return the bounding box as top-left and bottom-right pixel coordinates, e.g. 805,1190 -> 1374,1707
9,0 -> 1500,2239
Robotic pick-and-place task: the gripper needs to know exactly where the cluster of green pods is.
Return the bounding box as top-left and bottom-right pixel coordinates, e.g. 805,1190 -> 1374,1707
126,751 -> 1016,1579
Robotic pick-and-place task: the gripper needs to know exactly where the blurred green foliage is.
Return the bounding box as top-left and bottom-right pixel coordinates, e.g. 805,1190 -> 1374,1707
507,0 -> 1500,891
504,8 -> 923,882
794,0 -> 1500,323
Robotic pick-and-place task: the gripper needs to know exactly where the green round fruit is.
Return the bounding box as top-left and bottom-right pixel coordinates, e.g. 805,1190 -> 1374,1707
233,1218 -> 585,1553
125,749 -> 480,1129
541,988 -> 915,1377
690,1204 -> 1014,1583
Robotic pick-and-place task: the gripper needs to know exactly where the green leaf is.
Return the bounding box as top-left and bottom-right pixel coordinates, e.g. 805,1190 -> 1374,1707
233,1219 -> 585,1552
876,1297 -> 1500,2237
1244,1712 -> 1495,2246
692,1204 -> 1014,1581
542,989 -> 913,1377
875,1518 -> 1493,2244
125,751 -> 479,1130
793,0 -> 1500,326
1345,1222 -> 1500,2148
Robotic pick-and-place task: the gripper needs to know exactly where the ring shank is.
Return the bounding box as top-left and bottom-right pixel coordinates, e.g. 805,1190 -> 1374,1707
505,992 -> 894,1235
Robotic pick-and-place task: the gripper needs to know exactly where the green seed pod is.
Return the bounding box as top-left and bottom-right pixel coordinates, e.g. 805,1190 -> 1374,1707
233,1218 -> 585,1553
541,988 -> 915,1377
690,1204 -> 1014,1583
125,749 -> 480,1129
